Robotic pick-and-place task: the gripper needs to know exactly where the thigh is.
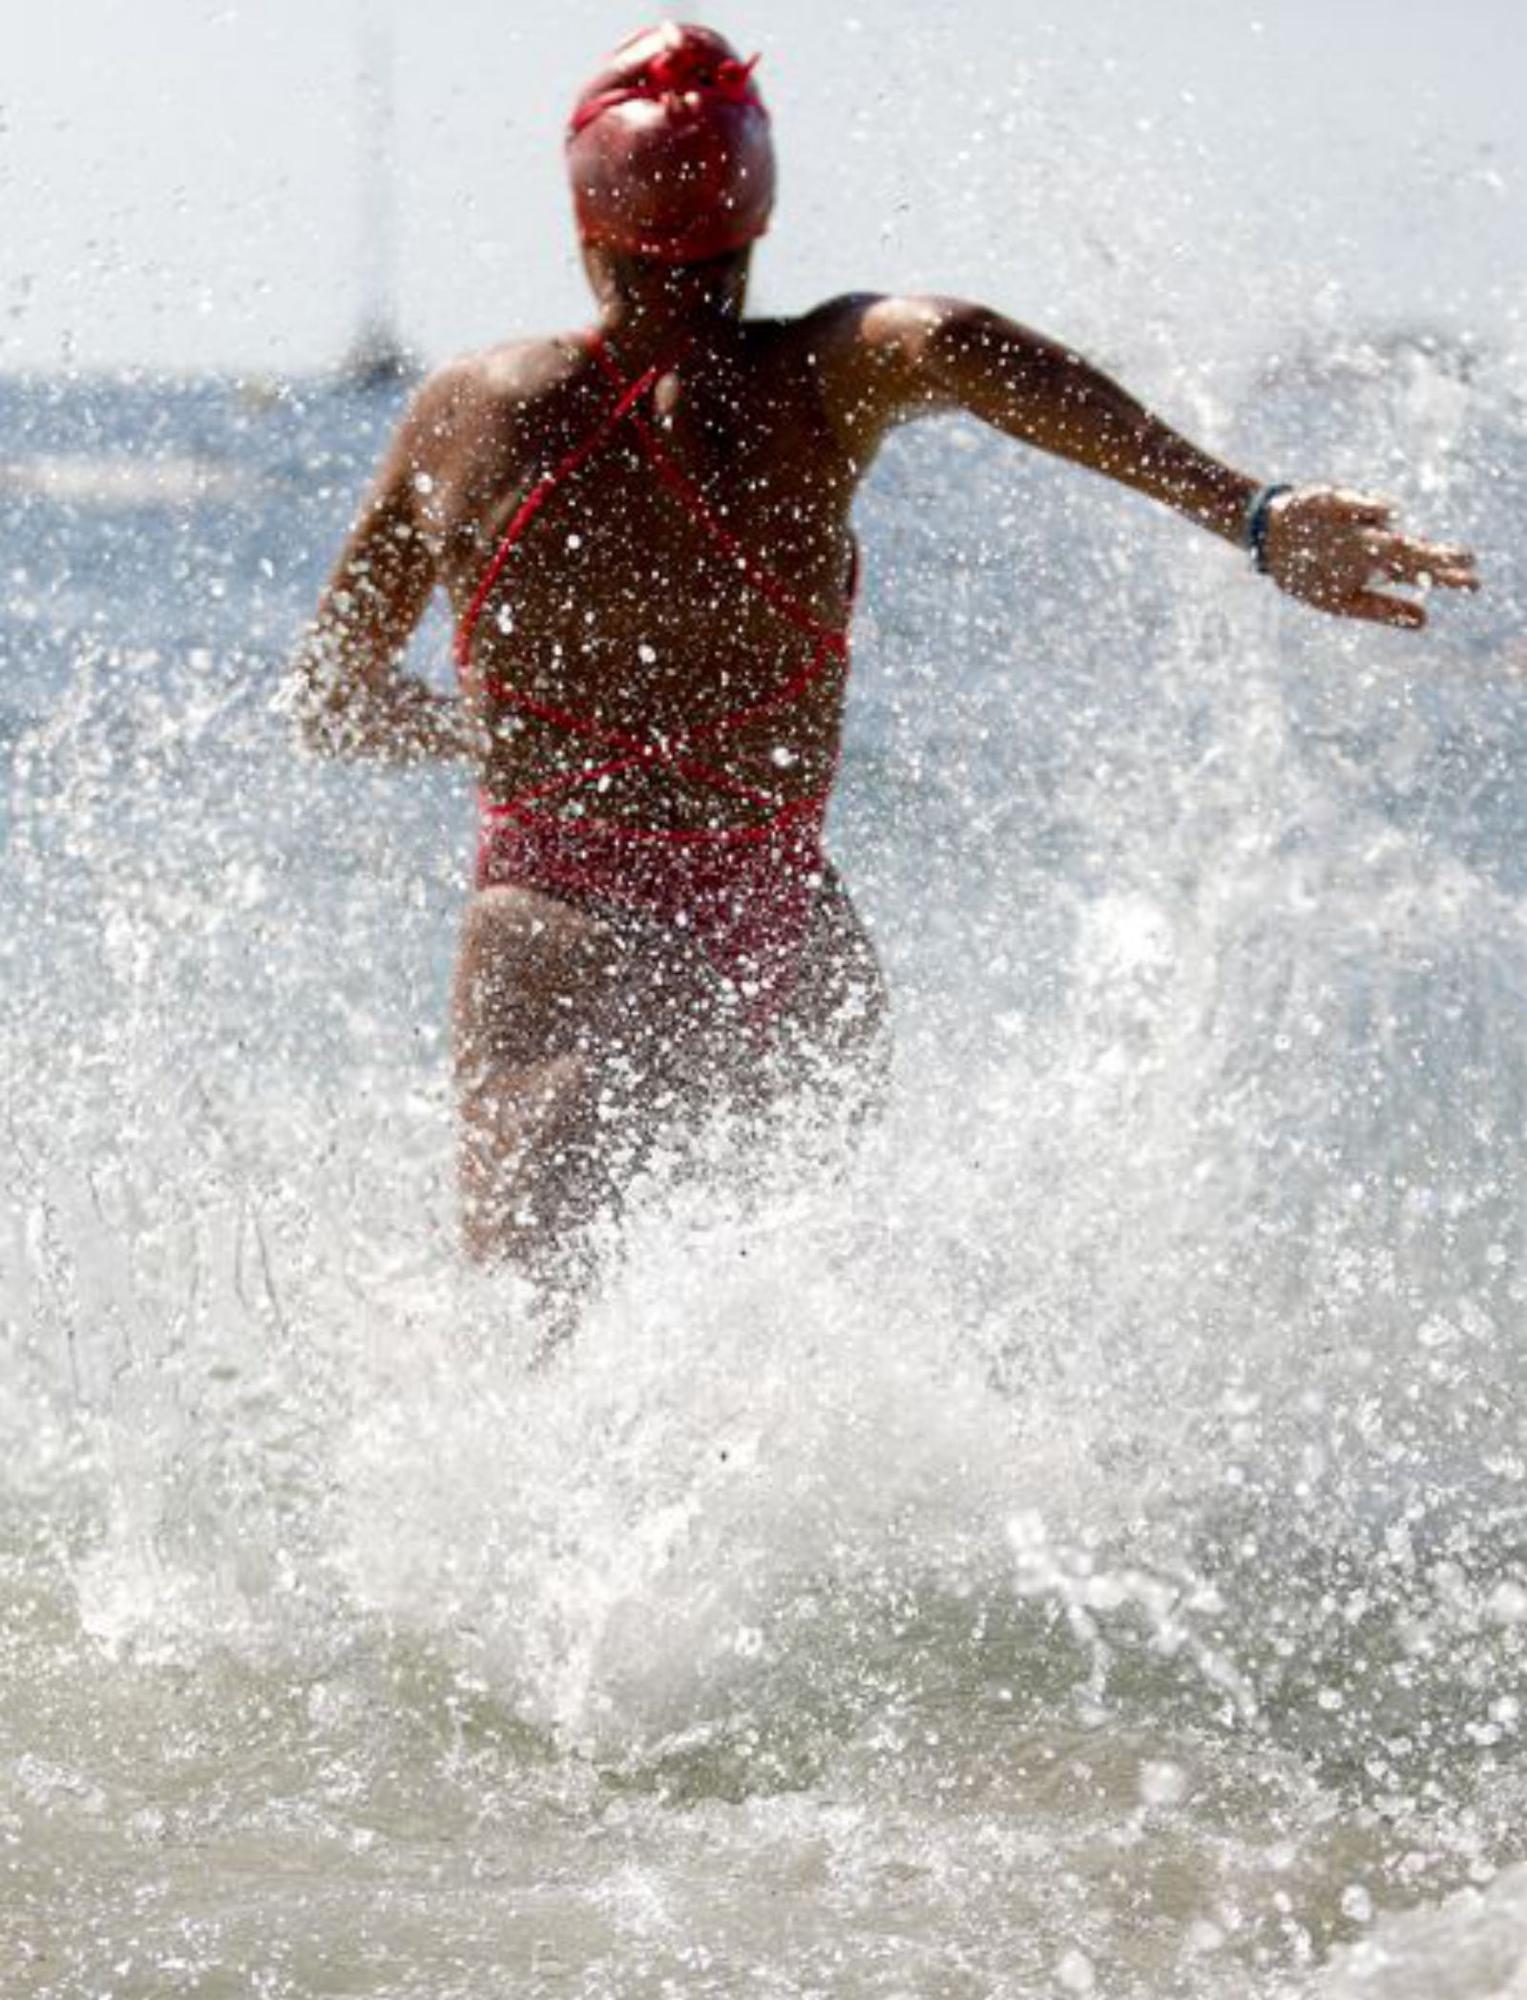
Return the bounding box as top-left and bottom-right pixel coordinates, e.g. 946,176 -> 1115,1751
453,883 -> 746,1089
455,884 -> 631,1074
770,864 -> 893,1115
451,885 -> 738,1269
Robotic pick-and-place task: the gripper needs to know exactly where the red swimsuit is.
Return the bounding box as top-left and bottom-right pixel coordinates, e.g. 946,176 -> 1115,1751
455,332 -> 856,1029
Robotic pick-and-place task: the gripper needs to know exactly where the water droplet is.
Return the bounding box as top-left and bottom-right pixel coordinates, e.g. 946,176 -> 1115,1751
1138,1760 -> 1188,1808
1340,1884 -> 1373,1925
1056,1949 -> 1095,1993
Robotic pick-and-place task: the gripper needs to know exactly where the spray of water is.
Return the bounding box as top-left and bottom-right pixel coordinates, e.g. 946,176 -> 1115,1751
1,306 -> 1523,1995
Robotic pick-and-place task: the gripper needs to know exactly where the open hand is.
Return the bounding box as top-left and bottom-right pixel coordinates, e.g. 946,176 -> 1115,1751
1263,487 -> 1479,630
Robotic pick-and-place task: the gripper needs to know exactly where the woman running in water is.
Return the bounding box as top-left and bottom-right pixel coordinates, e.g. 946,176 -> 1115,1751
294,21 -> 1478,1305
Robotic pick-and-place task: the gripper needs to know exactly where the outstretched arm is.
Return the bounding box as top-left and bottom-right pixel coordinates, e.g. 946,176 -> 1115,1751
817,296 -> 1478,629
289,379 -> 480,763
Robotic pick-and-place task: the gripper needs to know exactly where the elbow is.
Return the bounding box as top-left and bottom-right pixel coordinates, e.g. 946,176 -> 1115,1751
296,708 -> 344,759
278,663 -> 352,759
282,626 -> 362,757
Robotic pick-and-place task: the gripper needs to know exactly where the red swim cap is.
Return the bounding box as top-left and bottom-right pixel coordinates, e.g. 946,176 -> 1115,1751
567,22 -> 775,264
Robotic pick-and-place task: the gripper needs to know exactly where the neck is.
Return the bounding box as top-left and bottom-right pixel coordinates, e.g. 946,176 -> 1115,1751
584,248 -> 750,357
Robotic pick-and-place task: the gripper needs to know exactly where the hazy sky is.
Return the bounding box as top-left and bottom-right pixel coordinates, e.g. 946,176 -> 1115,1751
4,0 -> 1523,374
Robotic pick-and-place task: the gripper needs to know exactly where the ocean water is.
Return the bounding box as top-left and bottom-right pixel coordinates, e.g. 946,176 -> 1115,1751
0,331 -> 1524,1998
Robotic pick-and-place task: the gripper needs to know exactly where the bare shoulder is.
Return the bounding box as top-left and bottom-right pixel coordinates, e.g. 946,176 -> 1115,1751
448,332 -> 591,400
357,333 -> 594,547
780,294 -> 966,456
398,334 -> 588,448
791,293 -> 964,367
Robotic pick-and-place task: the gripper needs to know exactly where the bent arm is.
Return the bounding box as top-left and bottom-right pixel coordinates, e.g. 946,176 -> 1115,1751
289,384 -> 480,763
818,295 -> 1478,629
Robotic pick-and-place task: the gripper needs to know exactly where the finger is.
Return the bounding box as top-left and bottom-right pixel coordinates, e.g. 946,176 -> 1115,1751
1392,561 -> 1479,592
1421,542 -> 1477,571
1342,588 -> 1427,630
1336,492 -> 1396,527
1365,535 -> 1480,589
1369,536 -> 1478,571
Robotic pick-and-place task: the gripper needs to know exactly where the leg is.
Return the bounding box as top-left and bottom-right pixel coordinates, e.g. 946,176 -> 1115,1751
451,868 -> 891,1340
452,884 -> 736,1296
769,864 -> 893,1125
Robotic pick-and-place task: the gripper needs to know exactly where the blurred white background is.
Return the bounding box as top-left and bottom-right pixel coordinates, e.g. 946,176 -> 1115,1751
4,0 -> 1523,373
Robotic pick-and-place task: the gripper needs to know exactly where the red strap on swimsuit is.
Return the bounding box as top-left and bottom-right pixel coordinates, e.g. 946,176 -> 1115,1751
453,351 -> 666,677
455,332 -> 854,836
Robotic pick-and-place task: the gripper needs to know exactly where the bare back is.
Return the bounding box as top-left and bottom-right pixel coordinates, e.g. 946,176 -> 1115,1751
406,313 -> 870,831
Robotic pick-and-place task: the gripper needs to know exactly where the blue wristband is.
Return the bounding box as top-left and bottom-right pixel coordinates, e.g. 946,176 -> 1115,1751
1243,484 -> 1294,574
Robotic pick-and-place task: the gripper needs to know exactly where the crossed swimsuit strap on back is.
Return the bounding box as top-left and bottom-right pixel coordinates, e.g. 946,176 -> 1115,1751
454,329 -> 855,837
455,331 -> 858,1030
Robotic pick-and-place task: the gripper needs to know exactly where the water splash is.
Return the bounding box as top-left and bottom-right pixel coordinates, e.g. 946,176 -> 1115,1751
0,332 -> 1522,1995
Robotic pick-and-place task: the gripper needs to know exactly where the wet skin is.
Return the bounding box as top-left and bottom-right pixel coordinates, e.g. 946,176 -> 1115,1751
294,247 -> 1479,1298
